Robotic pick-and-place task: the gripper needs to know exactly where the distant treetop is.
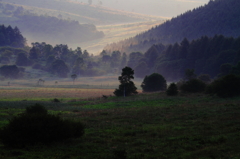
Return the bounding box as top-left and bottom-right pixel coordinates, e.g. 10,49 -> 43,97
0,25 -> 26,48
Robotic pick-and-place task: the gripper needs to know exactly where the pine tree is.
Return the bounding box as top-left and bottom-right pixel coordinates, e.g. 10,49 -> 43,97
114,67 -> 138,97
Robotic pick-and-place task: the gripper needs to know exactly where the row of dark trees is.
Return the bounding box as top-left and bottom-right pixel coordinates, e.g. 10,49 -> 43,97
104,0 -> 240,54
1,23 -> 240,82
1,35 -> 240,81
0,38 -> 128,79
124,35 -> 240,81
115,66 -> 240,98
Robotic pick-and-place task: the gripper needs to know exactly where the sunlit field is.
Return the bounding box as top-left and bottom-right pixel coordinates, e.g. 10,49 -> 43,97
72,20 -> 164,53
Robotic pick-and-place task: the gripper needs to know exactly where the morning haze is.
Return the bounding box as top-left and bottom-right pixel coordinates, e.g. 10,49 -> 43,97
79,0 -> 209,17
1,0 -> 240,158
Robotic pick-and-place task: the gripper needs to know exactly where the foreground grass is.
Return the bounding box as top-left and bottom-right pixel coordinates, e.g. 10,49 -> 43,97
1,93 -> 240,158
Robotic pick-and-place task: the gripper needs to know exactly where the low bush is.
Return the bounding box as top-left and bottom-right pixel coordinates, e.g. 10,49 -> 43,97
180,79 -> 206,93
166,83 -> 178,96
0,104 -> 84,147
206,74 -> 240,98
25,103 -> 48,114
53,98 -> 61,102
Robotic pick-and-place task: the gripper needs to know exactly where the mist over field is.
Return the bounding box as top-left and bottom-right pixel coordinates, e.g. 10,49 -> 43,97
79,0 -> 209,17
0,0 -> 209,53
2,0 -> 240,158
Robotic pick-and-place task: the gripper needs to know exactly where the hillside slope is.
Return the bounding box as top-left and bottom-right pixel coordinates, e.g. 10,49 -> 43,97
104,0 -> 240,53
0,0 -> 160,25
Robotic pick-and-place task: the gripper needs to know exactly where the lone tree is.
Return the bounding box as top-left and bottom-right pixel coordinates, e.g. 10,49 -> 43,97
50,60 -> 69,78
71,74 -> 77,84
114,67 -> 138,97
166,83 -> 178,96
141,73 -> 167,92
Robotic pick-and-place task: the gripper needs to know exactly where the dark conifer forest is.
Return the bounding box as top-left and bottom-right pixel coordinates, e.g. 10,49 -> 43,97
0,25 -> 26,47
104,0 -> 240,53
133,35 -> 240,81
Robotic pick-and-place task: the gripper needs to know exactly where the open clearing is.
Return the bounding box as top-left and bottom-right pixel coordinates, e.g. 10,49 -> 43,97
0,76 -> 143,101
1,89 -> 240,158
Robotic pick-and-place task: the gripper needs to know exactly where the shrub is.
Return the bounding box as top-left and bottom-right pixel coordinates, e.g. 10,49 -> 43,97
53,98 -> 61,102
0,105 -> 84,147
141,73 -> 167,92
180,79 -> 206,93
206,74 -> 240,98
25,103 -> 48,114
166,83 -> 178,96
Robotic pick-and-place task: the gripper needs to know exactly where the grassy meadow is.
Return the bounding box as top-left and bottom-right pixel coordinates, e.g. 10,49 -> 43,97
0,76 -> 143,101
0,77 -> 240,158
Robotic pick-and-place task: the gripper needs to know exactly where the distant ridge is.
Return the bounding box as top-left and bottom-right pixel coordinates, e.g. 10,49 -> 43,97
104,0 -> 240,53
0,0 -> 162,25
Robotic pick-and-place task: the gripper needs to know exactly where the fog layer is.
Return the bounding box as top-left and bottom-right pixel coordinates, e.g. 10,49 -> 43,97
79,0 -> 209,17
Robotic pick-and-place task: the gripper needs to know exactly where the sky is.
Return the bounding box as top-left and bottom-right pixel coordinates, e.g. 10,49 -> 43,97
79,0 -> 209,17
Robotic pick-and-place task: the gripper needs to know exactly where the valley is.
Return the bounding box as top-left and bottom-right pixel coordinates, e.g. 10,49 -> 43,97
1,1 -> 240,158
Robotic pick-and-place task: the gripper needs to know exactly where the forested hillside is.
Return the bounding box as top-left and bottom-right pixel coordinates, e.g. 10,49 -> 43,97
0,25 -> 26,48
129,35 -> 240,81
0,3 -> 104,44
0,0 -> 156,25
104,0 -> 240,53
1,30 -> 240,82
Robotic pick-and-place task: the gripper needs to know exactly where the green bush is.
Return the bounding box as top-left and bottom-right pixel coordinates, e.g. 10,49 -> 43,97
0,105 -> 84,147
25,103 -> 48,114
206,74 -> 240,98
166,83 -> 178,96
180,79 -> 206,93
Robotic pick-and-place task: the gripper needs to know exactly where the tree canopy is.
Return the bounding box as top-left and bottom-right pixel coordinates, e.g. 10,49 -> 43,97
0,25 -> 26,47
141,73 -> 167,92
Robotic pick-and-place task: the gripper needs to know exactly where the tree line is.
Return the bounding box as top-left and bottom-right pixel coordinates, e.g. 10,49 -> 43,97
1,25 -> 240,82
119,35 -> 240,81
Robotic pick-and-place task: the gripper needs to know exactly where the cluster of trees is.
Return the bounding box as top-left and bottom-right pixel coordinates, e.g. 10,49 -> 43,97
117,35 -> 240,81
14,42 -> 102,78
0,25 -> 26,47
1,31 -> 240,83
104,0 -> 240,53
2,34 -> 240,81
0,33 -> 128,79
115,65 -> 240,99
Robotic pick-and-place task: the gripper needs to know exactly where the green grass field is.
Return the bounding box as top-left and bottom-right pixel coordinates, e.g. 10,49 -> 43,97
1,85 -> 240,159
